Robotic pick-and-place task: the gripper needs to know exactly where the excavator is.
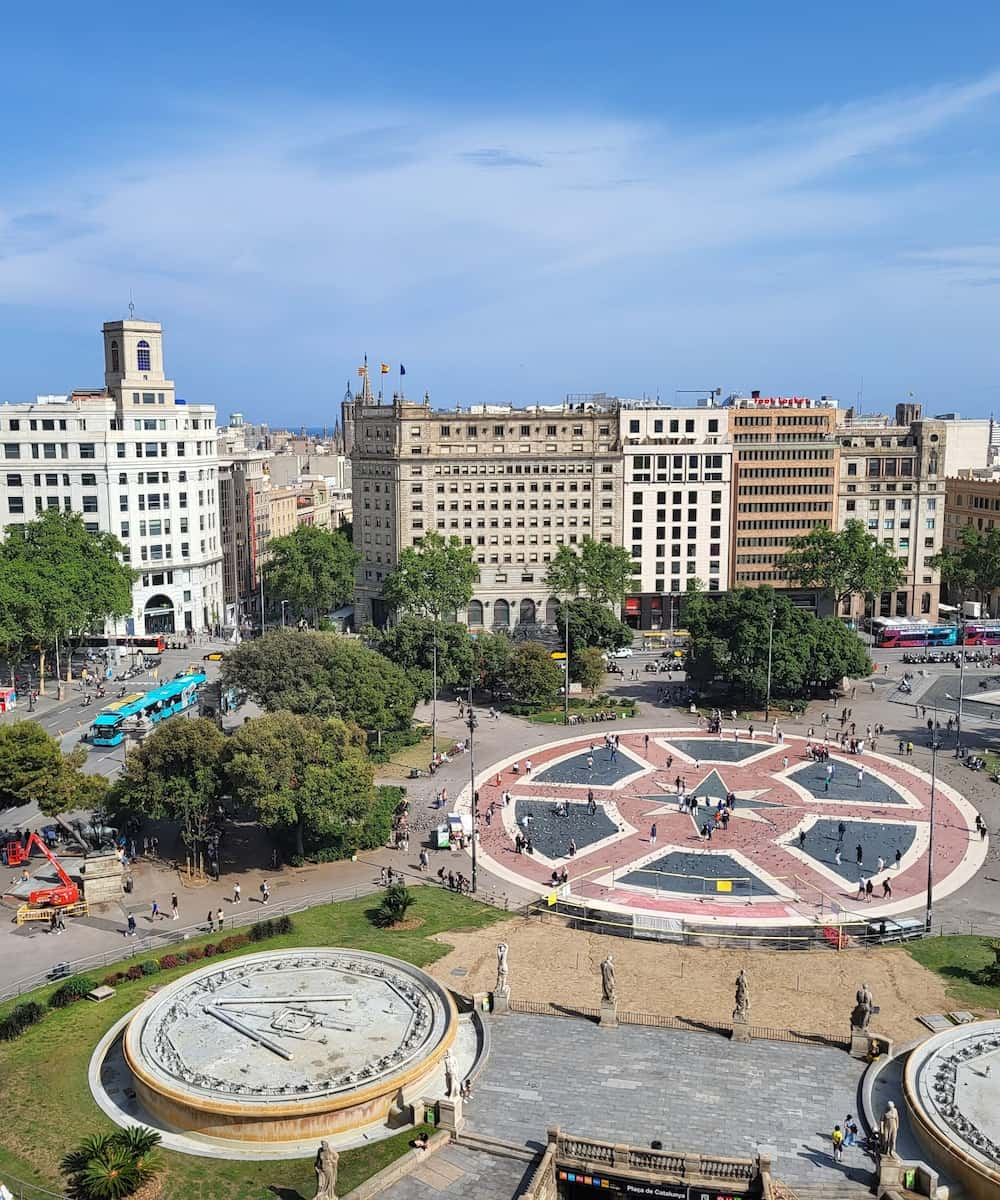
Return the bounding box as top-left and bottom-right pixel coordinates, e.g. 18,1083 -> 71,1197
5,832 -> 88,923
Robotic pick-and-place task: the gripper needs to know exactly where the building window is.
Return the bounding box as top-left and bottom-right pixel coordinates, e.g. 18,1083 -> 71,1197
111,340 -> 120,372
7,496 -> 23,514
137,340 -> 151,372
467,599 -> 484,627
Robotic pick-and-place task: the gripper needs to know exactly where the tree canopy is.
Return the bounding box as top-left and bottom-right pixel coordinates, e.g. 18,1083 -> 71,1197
505,641 -> 563,705
110,718 -> 227,873
556,598 -> 633,654
366,616 -> 476,694
0,722 -> 108,817
0,511 -> 134,680
684,587 -> 871,703
929,525 -> 1000,601
264,525 -> 358,626
571,646 -> 605,695
222,630 -> 415,730
225,712 -> 375,858
545,537 -> 636,607
780,520 -> 904,610
381,531 -> 479,620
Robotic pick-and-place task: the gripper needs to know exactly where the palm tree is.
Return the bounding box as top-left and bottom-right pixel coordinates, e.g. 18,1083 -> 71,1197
60,1127 -> 162,1200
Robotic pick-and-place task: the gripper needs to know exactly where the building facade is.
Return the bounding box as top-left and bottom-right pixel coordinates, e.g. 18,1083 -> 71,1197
728,396 -> 840,606
218,449 -> 270,626
943,469 -> 1000,614
0,319 -> 222,634
619,404 -> 731,629
348,386 -> 623,629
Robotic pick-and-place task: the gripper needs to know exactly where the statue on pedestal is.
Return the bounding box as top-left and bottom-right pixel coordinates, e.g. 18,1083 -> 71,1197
880,1101 -> 900,1159
733,968 -> 750,1023
496,942 -> 510,996
443,1049 -> 459,1099
851,982 -> 875,1030
600,954 -> 617,1004
312,1140 -> 339,1200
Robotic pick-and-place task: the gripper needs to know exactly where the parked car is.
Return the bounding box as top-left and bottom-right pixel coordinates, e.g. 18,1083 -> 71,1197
202,651 -> 225,662
609,647 -> 634,659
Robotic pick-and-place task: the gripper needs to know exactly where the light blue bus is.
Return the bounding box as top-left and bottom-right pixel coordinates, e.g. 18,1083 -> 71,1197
89,672 -> 207,746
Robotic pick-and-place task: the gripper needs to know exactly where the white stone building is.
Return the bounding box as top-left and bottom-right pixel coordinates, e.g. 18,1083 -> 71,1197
0,319 -> 222,635
619,404 -> 731,629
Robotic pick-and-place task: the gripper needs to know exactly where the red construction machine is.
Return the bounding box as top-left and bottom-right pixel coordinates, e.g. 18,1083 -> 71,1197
5,832 -> 80,907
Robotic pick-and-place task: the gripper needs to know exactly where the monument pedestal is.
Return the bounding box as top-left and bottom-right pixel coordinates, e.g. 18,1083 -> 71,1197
731,1017 -> 752,1043
493,990 -> 510,1014
600,1000 -> 618,1028
849,1028 -> 872,1059
438,1097 -> 464,1134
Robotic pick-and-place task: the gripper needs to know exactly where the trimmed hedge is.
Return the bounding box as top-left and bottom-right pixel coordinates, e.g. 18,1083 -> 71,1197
49,975 -> 96,1008
0,1000 -> 44,1041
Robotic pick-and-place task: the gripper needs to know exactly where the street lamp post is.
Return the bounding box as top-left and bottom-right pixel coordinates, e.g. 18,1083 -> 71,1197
563,595 -> 570,726
466,679 -> 478,893
431,624 -> 438,760
925,731 -> 939,932
956,613 -> 966,755
280,600 -> 289,628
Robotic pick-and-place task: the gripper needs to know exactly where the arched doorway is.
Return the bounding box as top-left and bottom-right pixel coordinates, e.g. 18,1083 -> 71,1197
494,599 -> 510,628
519,598 -> 536,625
467,599 -> 484,628
144,594 -> 176,635
545,596 -> 560,625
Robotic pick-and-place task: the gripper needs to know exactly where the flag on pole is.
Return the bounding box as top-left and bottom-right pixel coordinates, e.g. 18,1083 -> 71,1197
400,364 -> 406,376
380,363 -> 391,374
357,364 -> 368,377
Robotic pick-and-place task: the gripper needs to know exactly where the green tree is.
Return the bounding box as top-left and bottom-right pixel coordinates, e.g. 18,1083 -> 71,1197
381,531 -> 479,621
225,712 -> 374,859
264,525 -> 359,627
0,511 -> 134,688
544,536 -> 636,608
505,641 -> 563,705
781,520 -> 904,616
472,631 -> 514,697
571,646 -> 606,695
368,616 -> 475,692
930,525 -> 1000,610
0,724 -> 108,833
685,588 -> 870,704
110,719 -> 227,876
556,598 -> 632,654
372,881 -> 416,927
222,630 -> 415,730
60,1127 -> 162,1200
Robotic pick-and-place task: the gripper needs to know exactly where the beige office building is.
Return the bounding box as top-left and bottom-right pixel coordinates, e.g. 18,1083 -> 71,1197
347,386 -> 623,628
943,469 -> 1000,614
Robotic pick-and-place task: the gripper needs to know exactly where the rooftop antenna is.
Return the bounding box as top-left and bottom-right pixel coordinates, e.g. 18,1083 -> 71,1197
128,289 -> 135,320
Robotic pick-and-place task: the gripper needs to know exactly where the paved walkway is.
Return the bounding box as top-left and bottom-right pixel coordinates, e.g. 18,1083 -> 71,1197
380,1145 -> 532,1200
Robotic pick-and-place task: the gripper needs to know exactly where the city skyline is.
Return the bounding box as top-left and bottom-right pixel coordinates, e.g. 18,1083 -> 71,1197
2,4 -> 1000,422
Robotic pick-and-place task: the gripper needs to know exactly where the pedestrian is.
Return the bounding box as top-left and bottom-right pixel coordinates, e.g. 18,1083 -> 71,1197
644,734 -> 650,752
207,909 -> 215,932
856,844 -> 863,867
906,741 -> 913,757
834,848 -> 842,866
844,1115 -> 856,1146
650,823 -> 657,846
837,821 -> 846,842
825,762 -> 834,780
832,1125 -> 844,1162
895,848 -> 902,870
419,848 -> 429,871
126,913 -> 137,937
233,881 -> 241,904
525,758 -> 533,776
798,829 -> 806,848
170,891 -> 179,920
876,856 -> 885,874
856,879 -> 866,901
883,878 -> 893,899
261,880 -> 270,904
217,906 -> 224,929
568,839 -> 577,857
856,767 -> 864,788
782,755 -> 788,770
865,878 -> 874,903
586,755 -> 594,771
151,899 -> 161,921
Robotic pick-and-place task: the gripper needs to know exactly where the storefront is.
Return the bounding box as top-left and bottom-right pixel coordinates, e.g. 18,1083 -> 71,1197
558,1171 -> 747,1200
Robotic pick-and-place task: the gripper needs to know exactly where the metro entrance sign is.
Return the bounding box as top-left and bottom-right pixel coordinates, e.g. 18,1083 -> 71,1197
558,1170 -> 745,1200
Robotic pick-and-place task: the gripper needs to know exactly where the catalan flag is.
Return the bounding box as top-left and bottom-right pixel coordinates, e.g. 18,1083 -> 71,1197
380,362 -> 391,374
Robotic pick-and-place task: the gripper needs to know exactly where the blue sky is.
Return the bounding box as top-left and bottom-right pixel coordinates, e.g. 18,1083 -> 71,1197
2,1 -> 1000,423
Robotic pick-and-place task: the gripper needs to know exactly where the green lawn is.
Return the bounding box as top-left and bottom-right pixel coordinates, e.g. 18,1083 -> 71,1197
0,889 -> 503,1200
905,934 -> 1000,1011
528,702 -> 637,725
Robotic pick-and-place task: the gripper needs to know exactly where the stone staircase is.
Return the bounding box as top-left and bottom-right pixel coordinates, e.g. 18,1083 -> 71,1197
455,1129 -> 541,1165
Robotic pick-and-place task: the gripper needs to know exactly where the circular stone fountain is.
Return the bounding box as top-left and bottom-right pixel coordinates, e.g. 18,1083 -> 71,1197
904,1018 -> 1000,1199
99,948 -> 457,1149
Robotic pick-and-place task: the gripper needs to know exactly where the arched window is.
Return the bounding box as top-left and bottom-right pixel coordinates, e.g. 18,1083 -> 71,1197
137,339 -> 151,372
494,599 -> 510,628
110,340 -> 120,373
467,599 -> 484,628
545,597 -> 560,624
519,598 -> 536,625
921,592 -> 931,614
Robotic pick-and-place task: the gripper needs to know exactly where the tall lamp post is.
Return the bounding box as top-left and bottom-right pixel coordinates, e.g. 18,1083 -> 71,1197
280,600 -> 289,628
563,594 -> 571,726
431,625 -> 438,760
466,678 -> 478,893
925,728 -> 939,932
956,612 -> 966,755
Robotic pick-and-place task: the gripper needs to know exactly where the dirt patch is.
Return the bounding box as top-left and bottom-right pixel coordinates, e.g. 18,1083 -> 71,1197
425,917 -> 955,1043
388,917 -> 425,931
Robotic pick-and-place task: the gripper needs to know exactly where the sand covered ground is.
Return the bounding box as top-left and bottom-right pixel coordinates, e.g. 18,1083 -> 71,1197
426,916 -> 961,1042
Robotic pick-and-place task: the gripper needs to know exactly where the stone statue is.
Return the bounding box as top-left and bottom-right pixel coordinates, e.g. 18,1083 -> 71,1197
312,1140 -> 339,1200
443,1049 -> 459,1099
733,968 -> 750,1022
496,942 -> 510,996
851,982 -> 875,1030
600,953 -> 617,1004
880,1101 -> 900,1159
